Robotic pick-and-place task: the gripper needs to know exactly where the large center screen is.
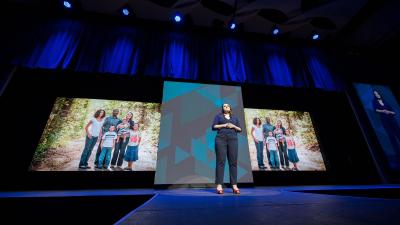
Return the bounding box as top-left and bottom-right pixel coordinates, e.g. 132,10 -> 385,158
155,81 -> 254,184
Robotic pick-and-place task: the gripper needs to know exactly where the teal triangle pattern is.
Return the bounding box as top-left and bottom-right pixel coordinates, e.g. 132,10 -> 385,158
162,81 -> 202,103
175,146 -> 191,164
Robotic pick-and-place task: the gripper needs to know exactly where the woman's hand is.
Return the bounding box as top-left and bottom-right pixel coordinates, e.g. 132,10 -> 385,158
227,123 -> 241,132
214,123 -> 228,129
87,133 -> 92,139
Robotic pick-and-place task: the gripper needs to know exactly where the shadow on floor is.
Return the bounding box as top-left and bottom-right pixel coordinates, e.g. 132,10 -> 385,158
291,188 -> 400,199
0,194 -> 154,224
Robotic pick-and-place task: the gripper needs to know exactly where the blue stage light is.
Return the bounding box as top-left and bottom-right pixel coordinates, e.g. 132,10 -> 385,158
312,33 -> 320,40
229,22 -> 236,30
174,13 -> 182,23
272,28 -> 279,35
122,8 -> 130,16
63,1 -> 72,9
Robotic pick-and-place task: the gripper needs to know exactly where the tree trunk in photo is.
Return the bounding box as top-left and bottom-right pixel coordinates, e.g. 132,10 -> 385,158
139,103 -> 146,125
46,98 -> 74,133
286,112 -> 292,130
60,98 -> 74,118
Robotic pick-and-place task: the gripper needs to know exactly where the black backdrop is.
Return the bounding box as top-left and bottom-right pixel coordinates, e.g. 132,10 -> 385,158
0,67 -> 380,190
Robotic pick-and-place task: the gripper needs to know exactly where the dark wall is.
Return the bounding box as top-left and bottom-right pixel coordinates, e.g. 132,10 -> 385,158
0,68 -> 380,190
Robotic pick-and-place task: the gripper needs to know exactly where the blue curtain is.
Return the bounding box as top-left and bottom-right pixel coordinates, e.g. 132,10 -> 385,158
5,17 -> 342,91
160,32 -> 198,80
216,38 -> 247,83
98,27 -> 141,75
304,48 -> 338,90
265,45 -> 294,87
20,19 -> 83,69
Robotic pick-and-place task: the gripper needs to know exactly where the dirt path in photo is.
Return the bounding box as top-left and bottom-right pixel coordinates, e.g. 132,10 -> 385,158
33,136 -> 157,171
248,138 -> 326,171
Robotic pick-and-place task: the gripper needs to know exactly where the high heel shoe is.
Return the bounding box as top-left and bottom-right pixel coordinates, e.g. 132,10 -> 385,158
216,188 -> 224,194
232,188 -> 240,195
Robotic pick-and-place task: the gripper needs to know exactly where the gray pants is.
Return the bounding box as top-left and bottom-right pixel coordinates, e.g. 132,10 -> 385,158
111,136 -> 129,166
215,133 -> 238,185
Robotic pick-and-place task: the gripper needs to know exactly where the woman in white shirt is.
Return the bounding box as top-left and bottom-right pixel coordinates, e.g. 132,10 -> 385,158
78,109 -> 105,169
251,117 -> 265,170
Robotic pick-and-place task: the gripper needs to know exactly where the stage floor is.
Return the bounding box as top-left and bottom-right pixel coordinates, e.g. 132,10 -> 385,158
2,185 -> 400,225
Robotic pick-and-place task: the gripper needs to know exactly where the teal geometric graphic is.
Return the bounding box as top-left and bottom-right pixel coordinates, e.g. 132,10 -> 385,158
238,133 -> 249,159
179,92 -> 216,126
192,138 -> 207,164
158,112 -> 173,151
195,85 -> 223,107
208,159 -> 216,169
154,156 -> 167,184
175,146 -> 191,164
207,150 -> 214,161
222,90 -> 239,108
155,81 -> 254,185
237,165 -> 246,179
223,162 -> 229,183
193,159 -> 214,183
162,81 -> 202,103
205,127 -> 217,151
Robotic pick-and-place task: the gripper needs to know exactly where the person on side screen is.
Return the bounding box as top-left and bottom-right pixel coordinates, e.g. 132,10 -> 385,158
372,90 -> 400,153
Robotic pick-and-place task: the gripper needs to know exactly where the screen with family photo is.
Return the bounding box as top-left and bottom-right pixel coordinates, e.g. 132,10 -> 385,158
30,97 -> 161,171
244,108 -> 326,171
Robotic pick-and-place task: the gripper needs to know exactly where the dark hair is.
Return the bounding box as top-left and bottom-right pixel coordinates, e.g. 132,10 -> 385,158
126,112 -> 134,129
253,117 -> 261,125
94,109 -> 106,119
125,111 -> 133,121
221,103 -> 232,115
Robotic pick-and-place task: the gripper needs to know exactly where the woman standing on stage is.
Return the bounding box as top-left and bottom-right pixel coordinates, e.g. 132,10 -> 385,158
212,103 -> 242,194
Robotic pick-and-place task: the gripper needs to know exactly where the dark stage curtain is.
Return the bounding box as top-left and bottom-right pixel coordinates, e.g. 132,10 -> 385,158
4,18 -> 343,91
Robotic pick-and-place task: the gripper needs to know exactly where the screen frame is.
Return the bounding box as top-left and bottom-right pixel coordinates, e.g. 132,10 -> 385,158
347,83 -> 400,182
0,67 -> 380,190
243,107 -> 328,172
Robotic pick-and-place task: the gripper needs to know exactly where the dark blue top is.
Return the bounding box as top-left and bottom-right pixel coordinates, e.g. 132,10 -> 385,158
211,113 -> 241,136
102,116 -> 122,133
262,123 -> 275,138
